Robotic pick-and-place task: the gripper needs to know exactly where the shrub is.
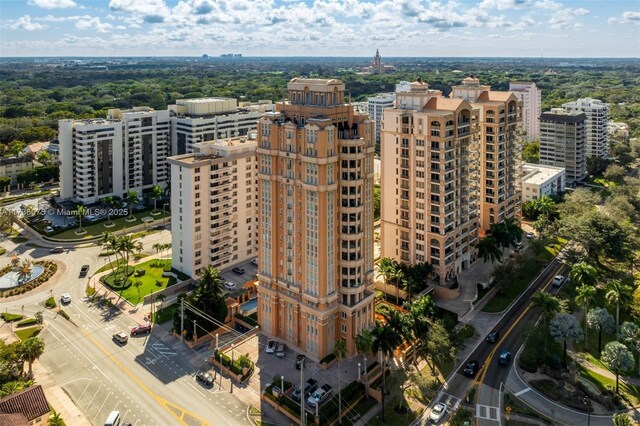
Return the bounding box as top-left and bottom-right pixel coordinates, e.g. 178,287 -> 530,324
16,318 -> 37,327
319,353 -> 336,365
235,313 -> 258,327
45,296 -> 57,308
237,354 -> 253,369
155,279 -> 162,287
135,268 -> 146,277
58,309 -> 70,320
1,313 -> 24,322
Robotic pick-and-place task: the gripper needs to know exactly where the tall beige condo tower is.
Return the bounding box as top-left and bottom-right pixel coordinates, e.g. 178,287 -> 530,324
451,77 -> 522,232
380,80 -> 481,288
256,78 -> 376,359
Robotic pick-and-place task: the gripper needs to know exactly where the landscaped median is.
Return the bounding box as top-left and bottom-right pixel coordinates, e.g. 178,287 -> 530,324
210,349 -> 254,383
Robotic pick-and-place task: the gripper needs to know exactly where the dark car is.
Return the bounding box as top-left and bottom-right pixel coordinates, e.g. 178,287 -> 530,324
292,378 -> 318,402
486,330 -> 500,343
49,246 -> 64,254
79,264 -> 90,278
498,350 -> 511,365
131,324 -> 152,336
463,360 -> 479,377
295,354 -> 306,370
195,371 -> 214,387
232,267 -> 245,275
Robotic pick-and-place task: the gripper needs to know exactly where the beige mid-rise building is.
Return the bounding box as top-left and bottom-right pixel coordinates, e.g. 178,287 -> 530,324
451,77 -> 522,232
380,80 -> 481,286
256,78 -> 375,360
168,136 -> 258,278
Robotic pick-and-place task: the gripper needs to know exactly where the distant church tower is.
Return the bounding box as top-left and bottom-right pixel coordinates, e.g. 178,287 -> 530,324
373,49 -> 383,74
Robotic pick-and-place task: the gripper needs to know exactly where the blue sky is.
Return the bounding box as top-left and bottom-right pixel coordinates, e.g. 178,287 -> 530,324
1,0 -> 638,57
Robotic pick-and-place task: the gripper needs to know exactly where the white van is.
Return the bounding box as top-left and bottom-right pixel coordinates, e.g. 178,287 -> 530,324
104,410 -> 120,426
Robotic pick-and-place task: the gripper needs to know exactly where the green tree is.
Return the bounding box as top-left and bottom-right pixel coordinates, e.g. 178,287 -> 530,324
133,280 -> 142,303
150,184 -> 164,213
549,313 -> 583,367
0,176 -> 11,192
587,307 -> 615,356
76,205 -> 87,233
569,262 -> 598,287
631,286 -> 640,321
102,196 -> 118,226
126,190 -> 139,220
522,140 -> 539,163
564,211 -> 630,265
373,184 -> 380,219
531,290 -> 567,325
371,321 -> 398,423
601,341 -> 634,393
355,330 -> 373,356
612,412 -> 634,426
575,285 -> 597,350
416,319 -> 455,384
20,337 -> 45,377
604,280 -> 633,336
603,164 -> 626,185
476,236 -> 502,263
620,321 -> 640,375
333,338 -> 347,425
49,410 -> 64,426
35,150 -> 51,165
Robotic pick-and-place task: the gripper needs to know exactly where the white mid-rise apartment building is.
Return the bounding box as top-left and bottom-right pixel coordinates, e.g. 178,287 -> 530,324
168,135 -> 258,278
509,82 -> 541,141
562,98 -> 609,159
367,93 -> 395,148
521,163 -> 565,203
169,98 -> 274,155
539,108 -> 587,184
59,107 -> 170,204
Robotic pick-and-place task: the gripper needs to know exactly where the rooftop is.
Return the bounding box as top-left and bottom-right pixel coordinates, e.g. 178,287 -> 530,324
540,111 -> 586,124
176,97 -> 235,104
0,385 -> 50,422
0,156 -> 32,166
522,163 -> 565,185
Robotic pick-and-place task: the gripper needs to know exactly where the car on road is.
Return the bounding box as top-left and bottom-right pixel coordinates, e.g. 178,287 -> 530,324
131,324 -> 152,336
486,330 -> 500,343
498,350 -> 511,365
514,241 -> 523,251
232,267 -> 245,275
79,264 -> 90,278
44,226 -> 54,233
251,258 -> 258,266
292,378 -> 318,402
307,384 -> 332,407
429,402 -> 446,423
224,281 -> 236,291
463,360 -> 479,377
265,340 -> 277,354
60,293 -> 71,304
295,354 -> 306,370
526,232 -> 535,239
276,343 -> 286,358
49,246 -> 64,254
195,371 -> 214,387
552,275 -> 566,287
112,332 -> 128,345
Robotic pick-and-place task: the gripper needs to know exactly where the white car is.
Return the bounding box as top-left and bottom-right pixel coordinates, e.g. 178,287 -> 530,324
552,275 -> 566,287
265,340 -> 277,354
429,402 -> 446,423
224,282 -> 236,291
44,226 -> 54,233
251,258 -> 258,266
60,293 -> 71,304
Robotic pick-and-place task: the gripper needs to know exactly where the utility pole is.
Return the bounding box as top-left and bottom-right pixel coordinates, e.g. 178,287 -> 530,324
180,298 -> 184,343
230,345 -> 235,394
193,319 -> 197,340
300,358 -> 305,426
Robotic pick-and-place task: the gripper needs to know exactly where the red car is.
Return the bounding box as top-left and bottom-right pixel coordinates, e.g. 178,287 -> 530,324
131,324 -> 152,336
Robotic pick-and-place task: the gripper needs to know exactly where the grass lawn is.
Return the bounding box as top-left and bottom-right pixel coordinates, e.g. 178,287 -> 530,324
367,395 -> 423,426
577,363 -> 640,406
14,326 -> 41,341
504,393 -> 553,424
111,259 -> 178,305
153,303 -> 179,324
482,238 -> 567,313
47,210 -> 170,240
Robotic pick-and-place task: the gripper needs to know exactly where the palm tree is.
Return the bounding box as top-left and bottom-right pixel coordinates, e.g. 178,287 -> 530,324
501,217 -> 523,246
620,321 -> 640,375
150,185 -> 164,214
156,293 -> 167,312
569,262 -> 598,287
49,410 -> 64,426
549,313 -> 583,367
333,338 -> 347,425
133,280 -> 142,303
605,280 -> 633,336
76,204 -> 87,232
376,257 -> 405,305
536,194 -> 558,220
601,341 -> 635,393
575,285 -> 597,350
101,232 -> 117,271
476,236 -> 502,263
371,320 -> 400,423
126,190 -> 139,220
587,307 -> 615,355
134,241 -> 143,260
531,290 -> 567,325
20,336 -> 45,377
198,266 -> 223,298
17,260 -> 32,283
355,330 -> 373,356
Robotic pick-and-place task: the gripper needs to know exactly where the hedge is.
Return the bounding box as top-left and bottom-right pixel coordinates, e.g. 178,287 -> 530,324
319,353 -> 336,365
235,313 -> 258,327
16,318 -> 37,327
1,313 -> 24,322
318,380 -> 365,424
45,296 -> 57,308
0,261 -> 58,298
214,349 -> 254,377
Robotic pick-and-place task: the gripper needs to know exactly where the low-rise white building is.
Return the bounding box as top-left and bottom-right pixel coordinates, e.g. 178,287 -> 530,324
521,163 -> 566,202
0,156 -> 34,184
168,135 -> 258,278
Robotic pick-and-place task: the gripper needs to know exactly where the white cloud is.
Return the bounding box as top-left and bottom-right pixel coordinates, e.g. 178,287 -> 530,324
549,7 -> 589,29
478,0 -> 528,10
109,0 -> 171,23
10,15 -> 47,31
27,0 -> 77,9
534,0 -> 561,10
36,14 -> 87,22
609,11 -> 640,25
75,16 -> 125,32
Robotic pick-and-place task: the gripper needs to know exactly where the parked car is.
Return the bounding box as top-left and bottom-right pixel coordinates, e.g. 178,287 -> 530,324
486,330 -> 500,343
49,246 -> 64,254
526,232 -> 535,239
292,378 -> 318,402
60,293 -> 71,304
195,371 -> 214,387
429,402 -> 446,423
265,340 -> 277,354
112,332 -> 128,345
463,360 -> 479,377
498,350 -> 511,365
307,384 -> 332,407
552,275 -> 566,287
251,258 -> 258,266
44,226 -> 54,233
232,267 -> 245,275
224,282 -> 236,291
276,343 -> 286,358
131,324 -> 152,336
515,241 -> 523,249
79,265 -> 90,278
295,354 -> 306,370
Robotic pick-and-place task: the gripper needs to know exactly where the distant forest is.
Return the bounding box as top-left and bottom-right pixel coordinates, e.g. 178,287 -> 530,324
0,57 -> 639,151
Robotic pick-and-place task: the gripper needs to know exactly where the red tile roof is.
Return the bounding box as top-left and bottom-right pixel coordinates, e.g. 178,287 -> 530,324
0,413 -> 29,426
0,385 -> 50,422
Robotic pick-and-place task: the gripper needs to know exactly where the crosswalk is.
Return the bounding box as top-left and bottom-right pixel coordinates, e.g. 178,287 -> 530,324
149,340 -> 177,358
476,404 -> 500,421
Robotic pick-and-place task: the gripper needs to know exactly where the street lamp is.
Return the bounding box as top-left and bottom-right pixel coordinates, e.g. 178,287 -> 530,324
583,396 -> 591,426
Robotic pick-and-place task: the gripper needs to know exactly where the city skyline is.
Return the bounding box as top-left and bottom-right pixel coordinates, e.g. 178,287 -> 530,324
0,0 -> 638,57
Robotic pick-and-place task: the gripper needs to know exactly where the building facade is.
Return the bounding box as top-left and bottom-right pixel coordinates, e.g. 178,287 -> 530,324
509,82 -> 541,141
169,98 -> 274,155
380,80 -> 480,285
562,98 -> 609,159
367,93 -> 395,150
256,78 -> 376,360
0,156 -> 33,185
451,77 -> 522,232
539,109 -> 587,184
59,107 -> 170,204
168,136 -> 258,278
521,163 -> 566,203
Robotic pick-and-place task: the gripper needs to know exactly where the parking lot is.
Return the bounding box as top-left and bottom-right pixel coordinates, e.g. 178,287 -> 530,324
219,258 -> 258,294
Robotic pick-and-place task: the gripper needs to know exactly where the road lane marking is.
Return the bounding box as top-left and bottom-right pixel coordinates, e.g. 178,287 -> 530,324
92,391 -> 112,424
84,384 -> 103,410
514,388 -> 530,397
